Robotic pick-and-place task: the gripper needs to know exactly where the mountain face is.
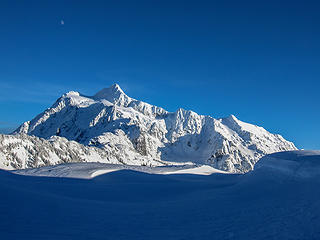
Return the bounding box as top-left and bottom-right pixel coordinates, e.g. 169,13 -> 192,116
12,83 -> 296,172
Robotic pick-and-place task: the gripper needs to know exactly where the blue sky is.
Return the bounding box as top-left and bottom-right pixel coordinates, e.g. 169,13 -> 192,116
0,0 -> 319,149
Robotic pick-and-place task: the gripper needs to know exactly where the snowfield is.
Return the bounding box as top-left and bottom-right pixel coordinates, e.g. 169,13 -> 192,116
1,150 -> 320,239
255,150 -> 320,178
14,162 -> 219,179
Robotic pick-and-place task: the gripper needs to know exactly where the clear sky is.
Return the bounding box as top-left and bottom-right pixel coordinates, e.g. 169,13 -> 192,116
0,0 -> 319,149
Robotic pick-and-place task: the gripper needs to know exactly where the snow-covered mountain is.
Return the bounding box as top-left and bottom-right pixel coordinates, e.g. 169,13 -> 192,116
11,83 -> 296,172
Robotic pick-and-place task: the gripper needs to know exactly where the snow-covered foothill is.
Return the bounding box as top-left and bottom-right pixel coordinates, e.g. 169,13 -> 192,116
0,134 -> 173,170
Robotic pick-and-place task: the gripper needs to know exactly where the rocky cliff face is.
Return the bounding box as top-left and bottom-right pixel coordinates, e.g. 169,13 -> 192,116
11,84 -> 296,172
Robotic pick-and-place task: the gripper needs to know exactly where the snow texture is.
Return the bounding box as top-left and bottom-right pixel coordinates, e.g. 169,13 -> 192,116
1,150 -> 320,239
14,162 -> 227,179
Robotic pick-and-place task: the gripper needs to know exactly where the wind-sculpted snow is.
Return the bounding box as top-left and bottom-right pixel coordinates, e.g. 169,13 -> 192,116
1,150 -> 320,239
14,162 -> 226,178
254,150 -> 320,178
12,83 -> 296,172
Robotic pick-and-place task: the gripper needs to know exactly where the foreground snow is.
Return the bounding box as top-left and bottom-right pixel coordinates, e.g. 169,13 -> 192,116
14,163 -> 227,179
1,150 -> 320,239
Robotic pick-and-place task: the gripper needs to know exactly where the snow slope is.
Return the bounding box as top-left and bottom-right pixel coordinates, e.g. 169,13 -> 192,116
1,150 -> 320,240
255,150 -> 320,178
11,84 -> 296,173
14,162 -> 226,179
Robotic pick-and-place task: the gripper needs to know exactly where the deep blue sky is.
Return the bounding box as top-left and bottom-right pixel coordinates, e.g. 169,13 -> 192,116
0,0 -> 319,149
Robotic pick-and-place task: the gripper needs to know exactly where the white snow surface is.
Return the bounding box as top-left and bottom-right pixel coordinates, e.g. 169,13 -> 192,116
11,83 -> 297,172
255,150 -> 320,178
1,150 -> 320,239
14,162 -> 226,179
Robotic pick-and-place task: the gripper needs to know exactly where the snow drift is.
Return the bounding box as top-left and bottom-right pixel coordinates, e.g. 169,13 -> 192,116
254,150 -> 320,178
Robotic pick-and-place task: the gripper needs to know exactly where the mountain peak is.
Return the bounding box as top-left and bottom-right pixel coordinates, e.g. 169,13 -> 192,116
93,83 -> 126,101
63,91 -> 80,98
110,83 -> 124,93
227,114 -> 238,121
